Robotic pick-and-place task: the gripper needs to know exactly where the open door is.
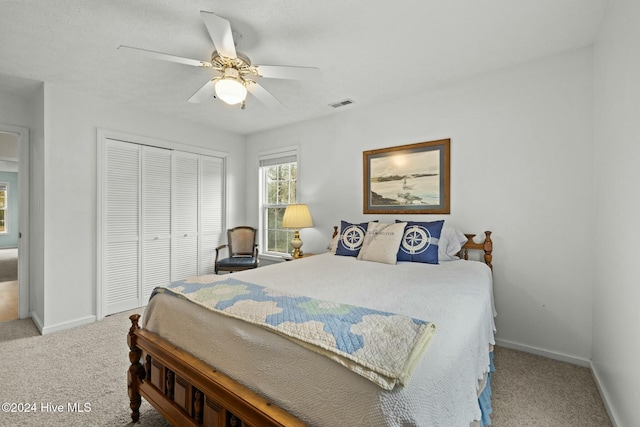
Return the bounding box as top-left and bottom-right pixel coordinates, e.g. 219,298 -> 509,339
0,124 -> 29,320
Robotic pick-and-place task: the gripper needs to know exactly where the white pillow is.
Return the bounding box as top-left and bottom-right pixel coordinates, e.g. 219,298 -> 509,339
328,233 -> 339,253
357,222 -> 407,265
438,226 -> 468,261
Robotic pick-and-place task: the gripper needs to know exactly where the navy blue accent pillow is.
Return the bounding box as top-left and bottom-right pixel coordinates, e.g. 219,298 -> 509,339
335,220 -> 371,257
396,220 -> 445,264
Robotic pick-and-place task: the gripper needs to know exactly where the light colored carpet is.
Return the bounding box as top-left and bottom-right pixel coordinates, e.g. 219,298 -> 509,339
0,310 -> 169,427
0,310 -> 612,427
0,248 -> 18,282
491,346 -> 612,427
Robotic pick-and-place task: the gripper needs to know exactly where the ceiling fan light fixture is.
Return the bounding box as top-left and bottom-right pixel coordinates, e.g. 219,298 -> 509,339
120,12 -> 319,110
215,68 -> 247,105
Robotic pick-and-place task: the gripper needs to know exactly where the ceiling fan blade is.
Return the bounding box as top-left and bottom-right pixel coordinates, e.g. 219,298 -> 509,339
200,11 -> 237,59
187,80 -> 216,103
253,65 -> 321,80
118,45 -> 211,67
246,82 -> 283,109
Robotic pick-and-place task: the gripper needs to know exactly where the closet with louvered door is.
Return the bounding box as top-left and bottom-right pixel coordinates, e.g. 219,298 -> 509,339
103,140 -> 142,315
171,152 -> 225,279
141,146 -> 172,302
199,156 -> 224,275
100,138 -> 225,317
172,151 -> 199,281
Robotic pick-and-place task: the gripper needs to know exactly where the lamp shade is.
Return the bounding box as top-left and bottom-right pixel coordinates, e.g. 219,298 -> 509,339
215,68 -> 247,105
215,78 -> 247,105
282,204 -> 313,229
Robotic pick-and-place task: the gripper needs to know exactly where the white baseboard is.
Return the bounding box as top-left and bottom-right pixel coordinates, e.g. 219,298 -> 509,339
30,310 -> 44,334
590,362 -> 621,427
39,314 -> 97,335
495,338 -> 591,367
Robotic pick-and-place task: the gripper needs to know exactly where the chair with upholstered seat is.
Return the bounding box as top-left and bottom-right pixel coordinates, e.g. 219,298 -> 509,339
214,226 -> 259,274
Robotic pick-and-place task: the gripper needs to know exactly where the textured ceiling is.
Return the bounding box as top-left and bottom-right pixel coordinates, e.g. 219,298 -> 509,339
0,0 -> 608,135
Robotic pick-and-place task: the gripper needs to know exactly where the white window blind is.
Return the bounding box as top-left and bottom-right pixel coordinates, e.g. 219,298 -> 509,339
259,153 -> 297,167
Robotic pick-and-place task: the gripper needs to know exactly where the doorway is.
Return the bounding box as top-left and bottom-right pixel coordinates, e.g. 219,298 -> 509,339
0,132 -> 19,321
0,124 -> 29,321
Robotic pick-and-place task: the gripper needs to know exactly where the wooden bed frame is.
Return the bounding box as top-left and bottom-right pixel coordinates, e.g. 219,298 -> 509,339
128,229 -> 493,427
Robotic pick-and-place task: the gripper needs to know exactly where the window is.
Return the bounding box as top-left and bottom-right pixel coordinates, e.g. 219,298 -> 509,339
259,148 -> 298,256
0,183 -> 7,234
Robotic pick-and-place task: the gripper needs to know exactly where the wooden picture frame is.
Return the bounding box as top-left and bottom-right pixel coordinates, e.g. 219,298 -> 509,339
363,139 -> 450,214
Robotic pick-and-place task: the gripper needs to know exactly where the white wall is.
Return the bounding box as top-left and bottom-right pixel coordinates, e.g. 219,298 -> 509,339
0,132 -> 19,157
246,47 -> 595,362
0,132 -> 19,172
38,82 -> 245,332
0,91 -> 32,128
592,0 -> 640,425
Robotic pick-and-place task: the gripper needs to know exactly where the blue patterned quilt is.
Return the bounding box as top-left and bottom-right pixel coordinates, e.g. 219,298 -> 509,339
151,277 -> 436,390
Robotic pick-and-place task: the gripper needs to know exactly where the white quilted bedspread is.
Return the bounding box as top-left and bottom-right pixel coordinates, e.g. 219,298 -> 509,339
143,253 -> 496,427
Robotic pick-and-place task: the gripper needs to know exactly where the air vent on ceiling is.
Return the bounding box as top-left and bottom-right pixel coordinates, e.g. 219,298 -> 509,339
329,99 -> 355,109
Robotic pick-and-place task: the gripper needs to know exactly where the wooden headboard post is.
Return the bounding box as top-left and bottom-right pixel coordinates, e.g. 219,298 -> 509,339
460,231 -> 493,270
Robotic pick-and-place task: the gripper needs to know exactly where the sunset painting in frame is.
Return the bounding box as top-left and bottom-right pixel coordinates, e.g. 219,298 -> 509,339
363,139 -> 450,214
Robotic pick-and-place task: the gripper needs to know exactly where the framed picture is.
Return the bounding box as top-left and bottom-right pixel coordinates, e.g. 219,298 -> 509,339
363,139 -> 450,214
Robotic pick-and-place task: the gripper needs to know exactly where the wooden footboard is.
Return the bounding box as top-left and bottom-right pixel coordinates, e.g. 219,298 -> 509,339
127,314 -> 307,427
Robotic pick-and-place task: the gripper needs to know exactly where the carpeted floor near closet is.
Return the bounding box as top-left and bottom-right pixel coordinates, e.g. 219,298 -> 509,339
0,309 -> 613,427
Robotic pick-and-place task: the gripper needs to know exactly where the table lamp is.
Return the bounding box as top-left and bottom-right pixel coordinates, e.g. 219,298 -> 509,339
282,204 -> 314,258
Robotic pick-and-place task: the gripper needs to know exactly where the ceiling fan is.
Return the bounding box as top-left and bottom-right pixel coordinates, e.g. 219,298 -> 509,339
119,11 -> 321,109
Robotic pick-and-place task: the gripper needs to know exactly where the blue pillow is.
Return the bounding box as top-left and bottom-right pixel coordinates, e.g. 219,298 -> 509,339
335,220 -> 370,257
396,220 -> 444,264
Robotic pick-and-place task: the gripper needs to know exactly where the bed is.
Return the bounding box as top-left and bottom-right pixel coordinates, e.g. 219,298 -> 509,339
127,225 -> 494,427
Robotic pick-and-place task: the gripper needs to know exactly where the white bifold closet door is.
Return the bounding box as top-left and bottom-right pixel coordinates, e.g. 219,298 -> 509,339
172,152 -> 199,281
101,138 -> 224,316
199,156 -> 224,275
171,152 -> 224,279
142,146 -> 172,302
104,140 -> 141,315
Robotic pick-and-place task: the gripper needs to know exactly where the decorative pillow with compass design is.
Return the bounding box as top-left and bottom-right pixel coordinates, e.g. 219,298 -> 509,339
395,220 -> 445,264
335,220 -> 372,257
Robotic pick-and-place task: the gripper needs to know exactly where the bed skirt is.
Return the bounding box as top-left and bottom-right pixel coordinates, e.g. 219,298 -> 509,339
478,351 -> 495,426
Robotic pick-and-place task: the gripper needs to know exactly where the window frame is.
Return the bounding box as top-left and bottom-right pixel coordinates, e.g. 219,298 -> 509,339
0,182 -> 7,234
258,146 -> 299,257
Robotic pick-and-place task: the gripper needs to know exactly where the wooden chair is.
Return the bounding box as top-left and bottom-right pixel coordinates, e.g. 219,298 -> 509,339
214,226 -> 259,274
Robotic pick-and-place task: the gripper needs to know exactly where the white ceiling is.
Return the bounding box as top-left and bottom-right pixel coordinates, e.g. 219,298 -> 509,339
0,0 -> 608,135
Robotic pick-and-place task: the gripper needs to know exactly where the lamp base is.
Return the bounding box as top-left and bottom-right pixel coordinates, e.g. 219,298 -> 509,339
291,229 -> 304,259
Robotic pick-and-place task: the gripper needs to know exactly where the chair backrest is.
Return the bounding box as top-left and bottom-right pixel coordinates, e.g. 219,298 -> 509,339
228,226 -> 257,257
